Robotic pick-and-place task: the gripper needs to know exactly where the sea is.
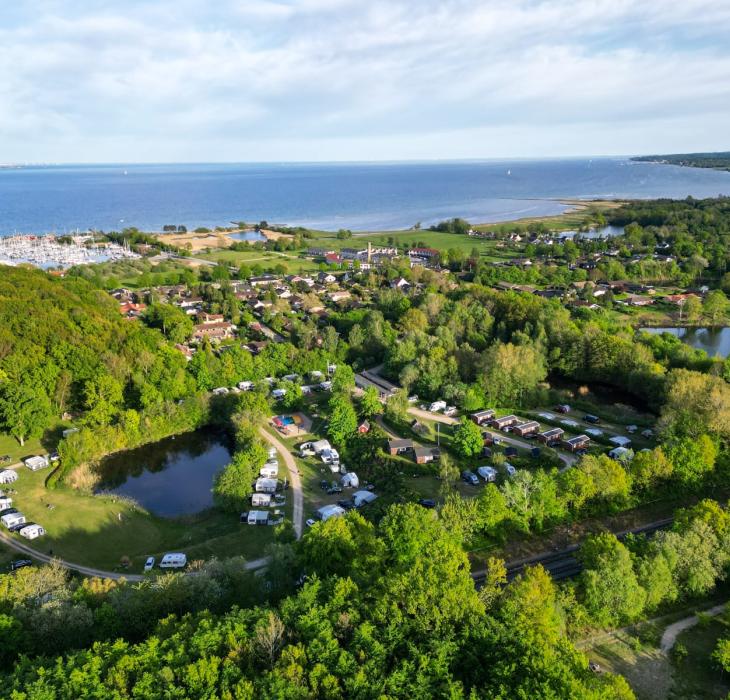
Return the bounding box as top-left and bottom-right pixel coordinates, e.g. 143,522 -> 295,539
1,158 -> 729,235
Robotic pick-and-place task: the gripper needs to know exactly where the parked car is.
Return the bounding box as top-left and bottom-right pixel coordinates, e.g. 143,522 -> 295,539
338,499 -> 355,510
319,480 -> 329,490
143,556 -> 155,572
504,446 -> 518,457
9,559 -> 32,572
584,414 -> 600,424
504,464 -> 517,477
461,470 -> 479,485
443,406 -> 457,417
408,395 -> 419,403
576,448 -> 589,456
418,498 -> 437,508
326,485 -> 343,495
555,404 -> 571,413
531,447 -> 541,458
305,518 -> 316,528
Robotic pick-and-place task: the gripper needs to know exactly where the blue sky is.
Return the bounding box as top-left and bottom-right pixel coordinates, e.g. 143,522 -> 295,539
1,0 -> 729,162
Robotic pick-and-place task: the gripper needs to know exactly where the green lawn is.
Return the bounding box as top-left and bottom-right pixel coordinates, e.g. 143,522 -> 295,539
197,249 -> 322,273
0,423 -> 67,466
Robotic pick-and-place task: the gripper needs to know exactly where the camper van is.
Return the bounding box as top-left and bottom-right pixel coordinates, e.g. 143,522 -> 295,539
255,478 -> 278,494
251,493 -> 272,507
429,400 -> 447,413
259,464 -> 279,478
24,456 -> 49,472
238,381 -> 255,391
247,510 -> 269,526
0,470 -> 18,485
159,553 -> 187,569
0,497 -> 12,511
19,523 -> 45,540
1,512 -> 26,530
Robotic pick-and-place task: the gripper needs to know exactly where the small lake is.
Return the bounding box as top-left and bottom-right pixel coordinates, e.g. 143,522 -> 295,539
96,429 -> 233,517
229,230 -> 266,242
640,327 -> 730,358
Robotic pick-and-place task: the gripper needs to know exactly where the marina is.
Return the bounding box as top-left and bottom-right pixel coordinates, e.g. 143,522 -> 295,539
0,234 -> 139,269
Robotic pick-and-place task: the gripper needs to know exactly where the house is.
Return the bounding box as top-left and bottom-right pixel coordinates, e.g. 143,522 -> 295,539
249,275 -> 280,287
390,277 -> 411,290
609,435 -> 632,448
357,420 -> 371,434
625,294 -> 654,307
414,446 -> 441,464
0,470 -> 18,484
193,321 -> 236,341
317,504 -> 346,521
19,523 -> 45,540
408,247 -> 439,259
255,478 -> 278,494
353,490 -> 378,507
388,438 -> 414,455
608,446 -> 634,462
247,510 -> 270,526
512,420 -> 540,437
327,290 -> 351,303
251,493 -> 272,507
119,301 -> 147,318
341,472 -> 360,488
198,312 -> 224,324
24,456 -> 49,471
665,293 -> 700,306
318,273 -> 337,284
562,435 -> 591,452
490,415 -> 519,430
471,409 -> 496,426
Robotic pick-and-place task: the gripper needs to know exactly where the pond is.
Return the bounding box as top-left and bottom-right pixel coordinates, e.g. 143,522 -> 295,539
96,429 -> 233,517
559,225 -> 624,240
640,327 -> 730,358
228,230 -> 267,242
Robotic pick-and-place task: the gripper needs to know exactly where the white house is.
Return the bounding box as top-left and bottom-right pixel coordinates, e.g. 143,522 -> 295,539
19,523 -> 45,540
0,470 -> 18,484
24,456 -> 49,471
255,478 -> 278,494
247,510 -> 269,526
341,472 -> 359,488
251,493 -> 272,507
353,490 -> 378,507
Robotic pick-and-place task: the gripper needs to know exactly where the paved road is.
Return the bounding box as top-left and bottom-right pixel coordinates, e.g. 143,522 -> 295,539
660,604 -> 726,654
260,427 -> 304,539
407,407 -> 577,467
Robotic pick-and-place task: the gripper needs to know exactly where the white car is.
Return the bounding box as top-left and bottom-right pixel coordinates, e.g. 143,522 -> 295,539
305,518 -> 316,528
143,556 -> 155,572
504,464 -> 517,477
443,406 -> 458,417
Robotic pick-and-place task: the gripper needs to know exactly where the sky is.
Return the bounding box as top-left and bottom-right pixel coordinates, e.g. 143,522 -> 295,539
1,0 -> 729,163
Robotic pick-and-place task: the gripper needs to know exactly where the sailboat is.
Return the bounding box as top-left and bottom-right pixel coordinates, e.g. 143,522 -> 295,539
507,169 -> 511,176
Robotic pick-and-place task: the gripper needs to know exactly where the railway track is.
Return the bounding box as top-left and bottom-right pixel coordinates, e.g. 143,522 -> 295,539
474,517 -> 674,585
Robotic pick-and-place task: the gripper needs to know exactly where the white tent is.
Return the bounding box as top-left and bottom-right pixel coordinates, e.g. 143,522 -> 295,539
353,491 -> 377,507
341,472 -> 359,488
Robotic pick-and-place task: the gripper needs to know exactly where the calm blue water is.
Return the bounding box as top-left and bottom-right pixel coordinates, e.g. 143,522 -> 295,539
641,327 -> 730,358
1,158 -> 729,235
229,230 -> 266,241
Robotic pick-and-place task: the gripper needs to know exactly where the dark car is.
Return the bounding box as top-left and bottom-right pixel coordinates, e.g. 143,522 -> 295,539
338,499 -> 355,510
9,559 -> 32,572
482,446 -> 492,458
531,447 -> 542,458
575,448 -> 589,456
319,480 -> 329,490
326,485 -> 343,495
584,414 -> 600,424
555,404 -> 571,413
418,498 -> 437,509
504,447 -> 518,457
0,507 -> 17,518
461,470 -> 479,485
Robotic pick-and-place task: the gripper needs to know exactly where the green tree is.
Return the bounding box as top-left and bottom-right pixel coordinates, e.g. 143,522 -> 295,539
579,533 -> 646,626
0,381 -> 53,446
82,374 -> 124,427
478,342 -> 547,406
451,417 -> 483,458
327,394 -> 358,446
703,290 -> 729,325
628,447 -> 673,491
359,385 -> 382,419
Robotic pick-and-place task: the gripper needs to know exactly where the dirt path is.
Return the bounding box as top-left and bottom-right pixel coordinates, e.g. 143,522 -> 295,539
660,604 -> 726,654
260,427 -> 304,539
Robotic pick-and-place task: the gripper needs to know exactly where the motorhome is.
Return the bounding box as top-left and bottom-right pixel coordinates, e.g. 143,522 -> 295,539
159,553 -> 187,569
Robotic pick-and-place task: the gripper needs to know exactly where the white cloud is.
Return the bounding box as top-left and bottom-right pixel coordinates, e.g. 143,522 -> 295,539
0,0 -> 728,161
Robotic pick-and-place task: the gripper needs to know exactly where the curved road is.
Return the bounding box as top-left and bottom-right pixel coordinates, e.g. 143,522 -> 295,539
660,604 -> 726,654
407,407 -> 577,467
260,426 -> 304,539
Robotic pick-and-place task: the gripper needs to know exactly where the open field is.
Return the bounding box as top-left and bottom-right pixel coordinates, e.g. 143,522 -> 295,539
198,248 -> 322,273
475,199 -> 623,231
